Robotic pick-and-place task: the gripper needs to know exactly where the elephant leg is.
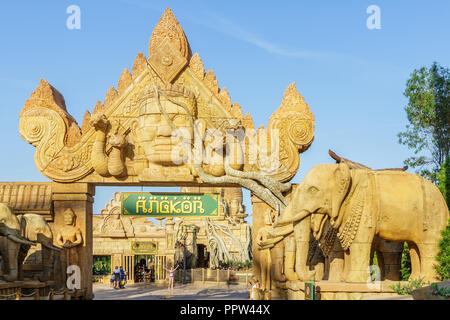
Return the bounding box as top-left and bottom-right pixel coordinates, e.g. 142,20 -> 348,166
375,250 -> 385,281
408,242 -> 421,280
39,247 -> 53,282
4,241 -> 20,282
270,240 -> 286,282
345,243 -> 372,283
328,252 -> 345,282
293,218 -> 314,281
284,235 -> 298,281
17,244 -> 30,281
417,243 -> 439,282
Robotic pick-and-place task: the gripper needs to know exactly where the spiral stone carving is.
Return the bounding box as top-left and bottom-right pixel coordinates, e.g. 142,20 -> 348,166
19,108 -> 66,172
265,83 -> 315,182
287,118 -> 314,148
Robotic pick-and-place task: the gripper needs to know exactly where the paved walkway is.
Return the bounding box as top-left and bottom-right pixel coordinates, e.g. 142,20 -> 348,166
93,283 -> 250,300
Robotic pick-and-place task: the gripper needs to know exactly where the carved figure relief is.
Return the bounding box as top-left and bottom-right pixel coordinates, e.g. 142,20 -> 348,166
55,208 -> 83,267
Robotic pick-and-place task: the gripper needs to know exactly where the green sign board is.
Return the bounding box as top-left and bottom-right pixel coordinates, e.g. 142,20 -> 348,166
121,192 -> 220,217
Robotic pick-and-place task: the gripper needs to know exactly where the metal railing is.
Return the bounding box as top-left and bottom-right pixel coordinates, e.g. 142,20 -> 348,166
0,287 -> 84,300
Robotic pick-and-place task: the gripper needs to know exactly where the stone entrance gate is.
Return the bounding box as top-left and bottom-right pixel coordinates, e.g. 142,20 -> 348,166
8,8 -> 314,299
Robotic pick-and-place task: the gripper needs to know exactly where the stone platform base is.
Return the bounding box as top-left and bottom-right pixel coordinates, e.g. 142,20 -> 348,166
271,280 -> 402,300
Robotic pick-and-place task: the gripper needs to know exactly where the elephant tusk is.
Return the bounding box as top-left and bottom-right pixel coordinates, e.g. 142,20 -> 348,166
7,234 -> 37,246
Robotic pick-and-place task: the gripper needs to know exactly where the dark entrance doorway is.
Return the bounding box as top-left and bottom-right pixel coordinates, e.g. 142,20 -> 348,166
196,244 -> 209,268
134,255 -> 155,282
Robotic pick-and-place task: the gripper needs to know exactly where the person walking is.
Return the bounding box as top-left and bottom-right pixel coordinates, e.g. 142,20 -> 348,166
113,266 -> 121,289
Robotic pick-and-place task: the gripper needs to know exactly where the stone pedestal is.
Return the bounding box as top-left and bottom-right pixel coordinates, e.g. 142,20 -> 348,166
272,280 -> 399,300
52,182 -> 95,299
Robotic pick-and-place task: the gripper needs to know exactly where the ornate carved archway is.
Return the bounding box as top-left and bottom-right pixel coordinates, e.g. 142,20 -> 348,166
16,8 -> 315,299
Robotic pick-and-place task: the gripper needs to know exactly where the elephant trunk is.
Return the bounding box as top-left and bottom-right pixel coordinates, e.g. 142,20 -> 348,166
7,233 -> 36,246
42,242 -> 63,252
275,206 -> 310,227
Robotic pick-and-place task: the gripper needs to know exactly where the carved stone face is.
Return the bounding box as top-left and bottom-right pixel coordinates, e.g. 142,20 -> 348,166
137,94 -> 196,166
229,199 -> 244,216
63,209 -> 76,225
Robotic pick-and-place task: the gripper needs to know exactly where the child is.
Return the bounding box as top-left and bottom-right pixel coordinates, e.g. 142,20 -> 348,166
113,266 -> 121,289
119,266 -> 127,289
110,273 -> 115,288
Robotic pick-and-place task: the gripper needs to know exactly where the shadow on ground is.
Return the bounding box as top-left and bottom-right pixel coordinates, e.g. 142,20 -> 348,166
93,283 -> 249,300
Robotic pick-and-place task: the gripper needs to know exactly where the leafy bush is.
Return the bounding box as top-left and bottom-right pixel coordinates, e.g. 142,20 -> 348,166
218,259 -> 252,270
435,219 -> 450,280
390,278 -> 426,295
429,282 -> 450,298
400,242 -> 412,281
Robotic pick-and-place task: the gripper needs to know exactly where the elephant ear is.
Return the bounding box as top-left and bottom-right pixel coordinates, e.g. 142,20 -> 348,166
330,162 -> 351,224
17,214 -> 28,239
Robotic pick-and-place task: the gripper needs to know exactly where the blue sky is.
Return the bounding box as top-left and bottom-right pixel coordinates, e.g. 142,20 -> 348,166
1,1 -> 449,221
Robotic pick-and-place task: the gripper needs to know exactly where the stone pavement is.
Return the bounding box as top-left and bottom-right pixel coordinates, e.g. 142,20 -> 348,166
362,294 -> 413,300
93,283 -> 250,300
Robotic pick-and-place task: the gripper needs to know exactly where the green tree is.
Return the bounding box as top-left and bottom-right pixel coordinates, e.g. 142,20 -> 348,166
437,158 -> 450,208
436,219 -> 450,280
398,62 -> 450,183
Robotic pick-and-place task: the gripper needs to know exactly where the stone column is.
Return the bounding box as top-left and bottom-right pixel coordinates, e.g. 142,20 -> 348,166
52,182 -> 95,299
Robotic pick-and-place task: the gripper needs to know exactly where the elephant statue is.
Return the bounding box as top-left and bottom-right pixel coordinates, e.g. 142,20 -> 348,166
17,213 -> 62,281
0,203 -> 36,281
268,212 -> 340,282
0,203 -> 61,282
273,152 -> 449,283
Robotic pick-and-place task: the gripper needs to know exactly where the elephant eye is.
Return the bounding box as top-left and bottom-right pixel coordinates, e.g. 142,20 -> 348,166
308,186 -> 319,194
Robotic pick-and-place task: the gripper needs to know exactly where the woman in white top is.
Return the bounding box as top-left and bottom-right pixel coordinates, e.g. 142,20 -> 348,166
249,277 -> 260,300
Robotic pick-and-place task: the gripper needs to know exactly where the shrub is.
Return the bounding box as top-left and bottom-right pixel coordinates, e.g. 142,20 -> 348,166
400,242 -> 412,281
390,278 -> 426,295
429,282 -> 450,298
435,219 -> 450,280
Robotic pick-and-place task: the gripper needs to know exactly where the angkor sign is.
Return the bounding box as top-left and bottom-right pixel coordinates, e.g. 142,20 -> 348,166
121,192 -> 219,217
130,241 -> 158,254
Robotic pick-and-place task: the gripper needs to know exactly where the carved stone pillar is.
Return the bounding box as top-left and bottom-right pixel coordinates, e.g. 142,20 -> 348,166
52,182 -> 95,299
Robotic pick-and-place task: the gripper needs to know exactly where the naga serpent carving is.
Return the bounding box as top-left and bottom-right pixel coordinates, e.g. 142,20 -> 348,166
89,113 -> 127,177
